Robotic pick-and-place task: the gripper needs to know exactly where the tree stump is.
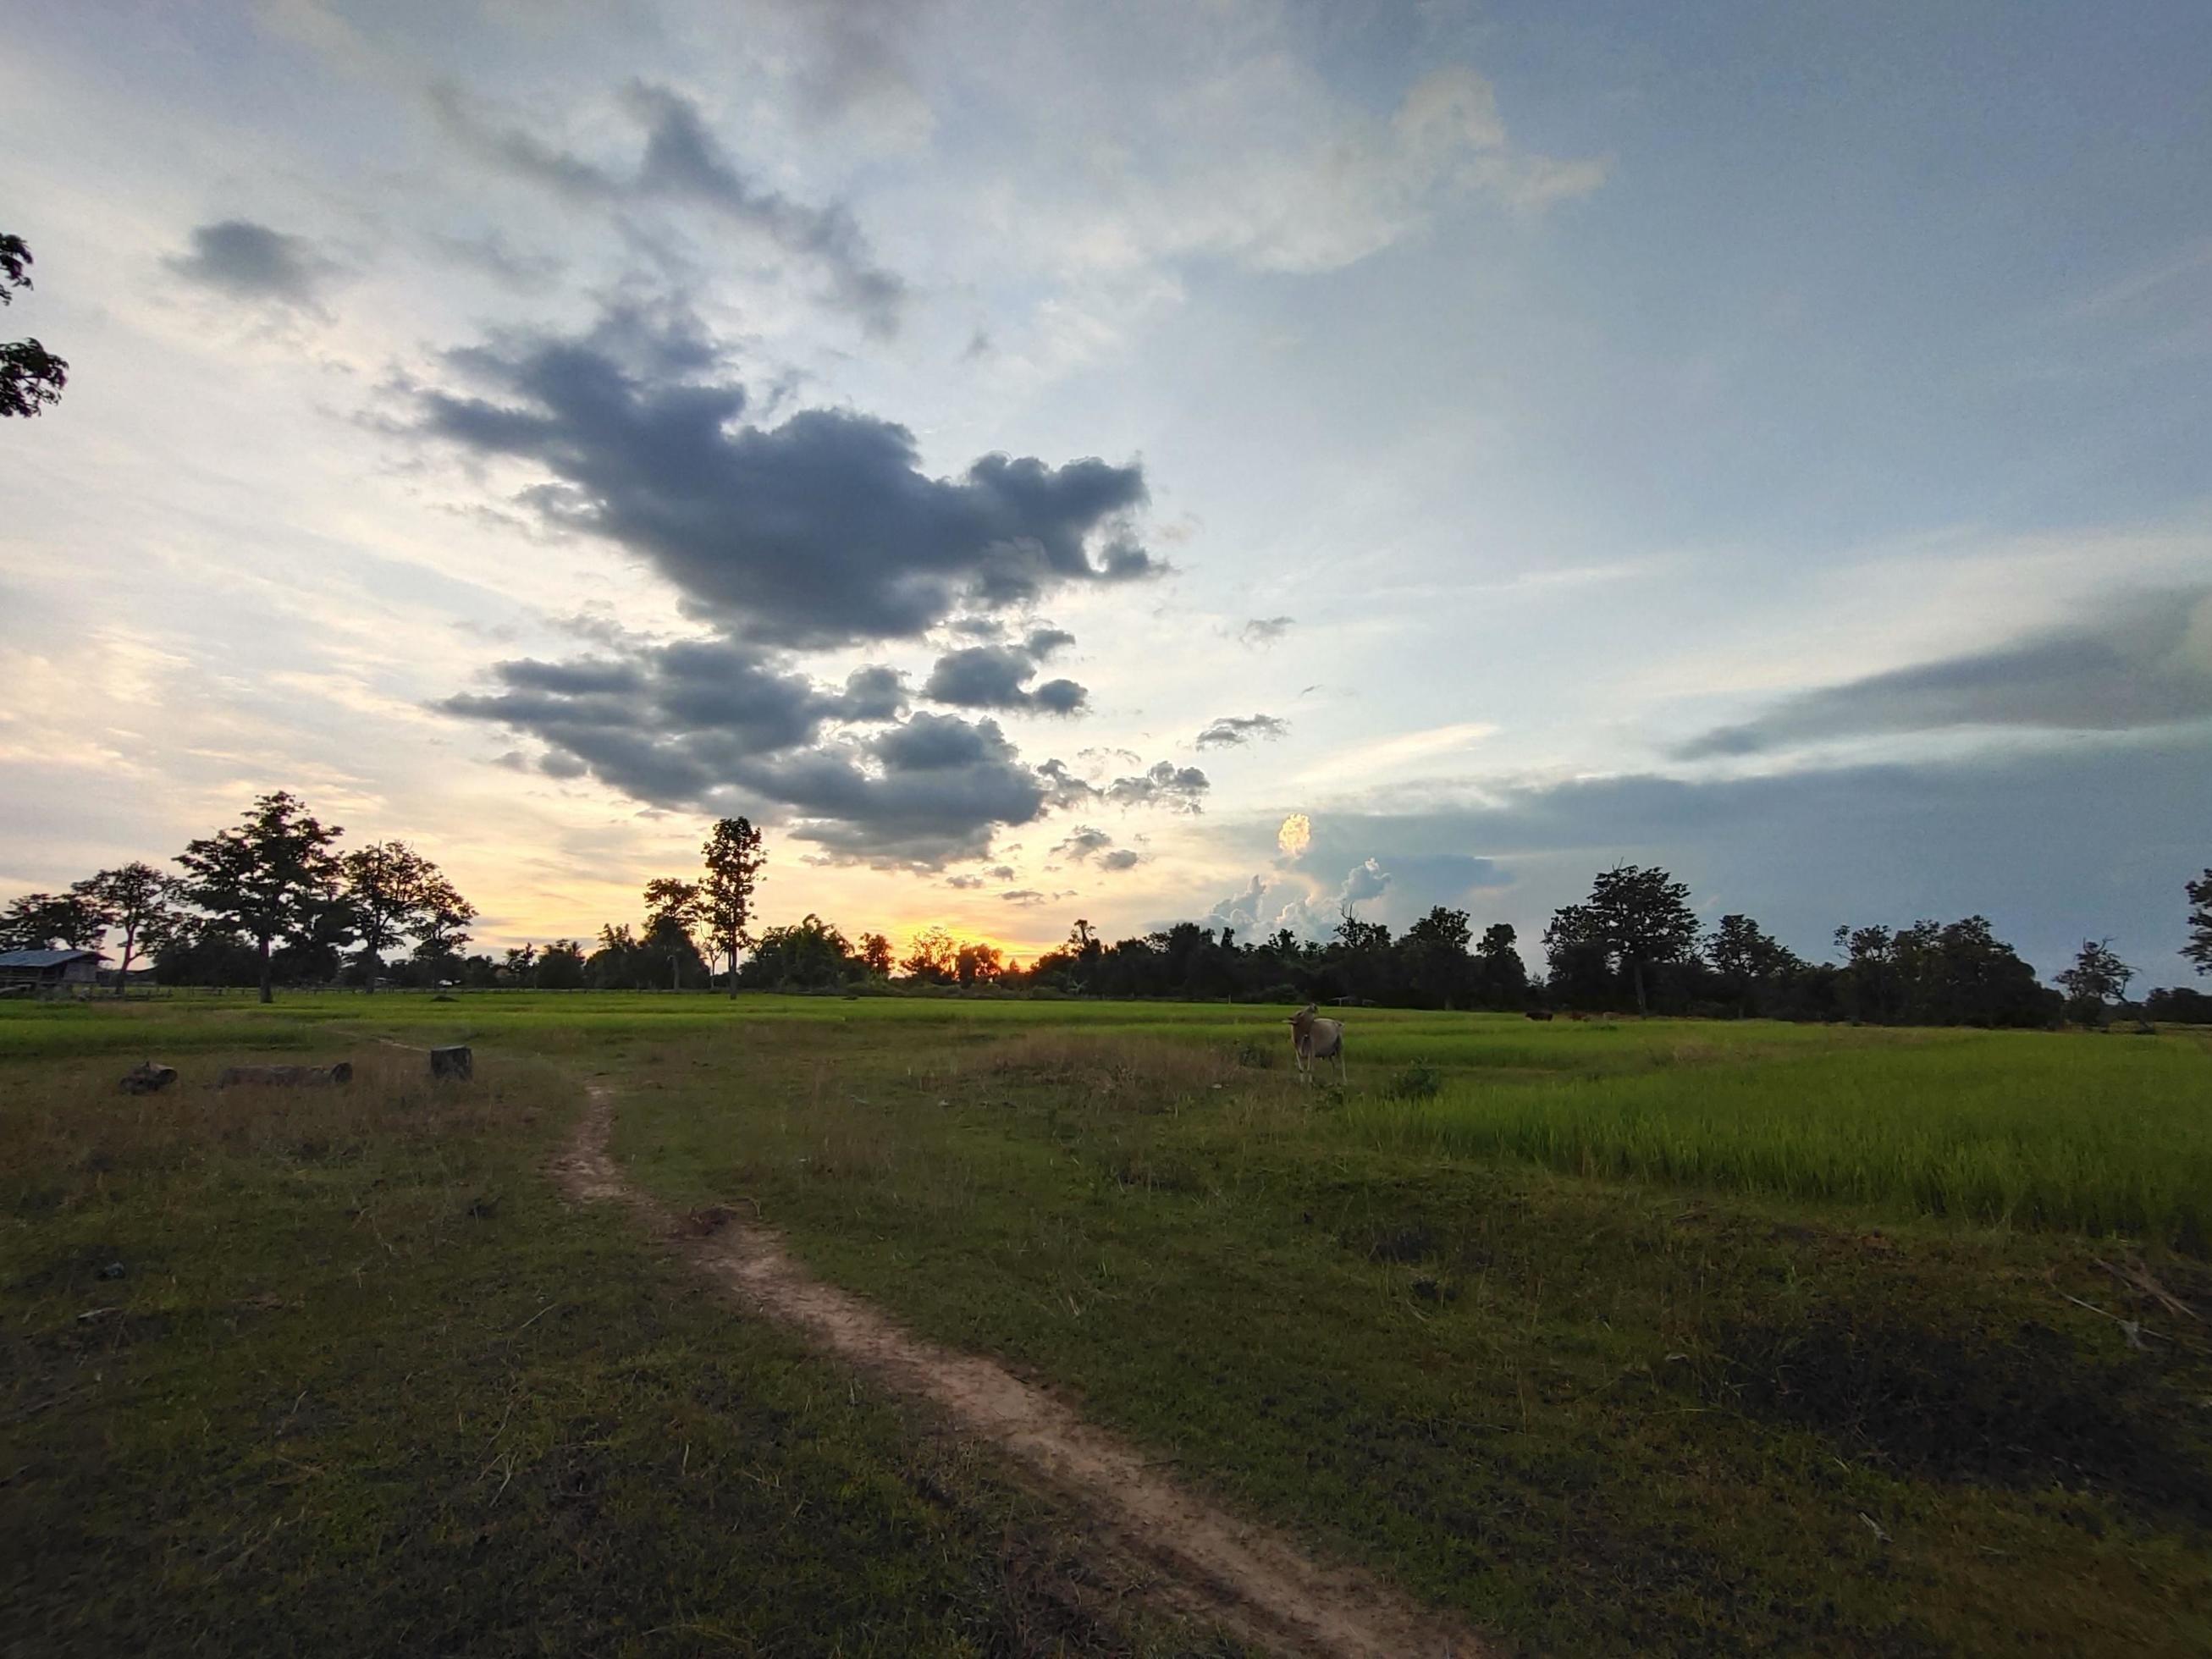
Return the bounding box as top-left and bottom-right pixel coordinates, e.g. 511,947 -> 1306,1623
430,1045 -> 473,1082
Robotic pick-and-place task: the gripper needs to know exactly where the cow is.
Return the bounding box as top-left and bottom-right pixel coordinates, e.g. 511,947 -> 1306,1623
1286,1003 -> 1347,1087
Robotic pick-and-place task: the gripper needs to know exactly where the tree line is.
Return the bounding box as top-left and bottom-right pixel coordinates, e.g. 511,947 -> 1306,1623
7,797 -> 2209,1027
0,791 -> 763,1005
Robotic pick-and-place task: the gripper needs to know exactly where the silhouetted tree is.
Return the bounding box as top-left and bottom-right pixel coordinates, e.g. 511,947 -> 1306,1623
409,877 -> 477,983
700,817 -> 765,996
643,876 -> 704,990
901,925 -> 957,984
1705,912 -> 1800,1016
175,791 -> 345,1004
78,863 -> 180,993
1403,906 -> 1472,1008
1471,922 -> 1529,1008
502,943 -> 538,986
2187,869 -> 2212,977
1585,865 -> 1699,1015
1,234 -> 67,419
2056,938 -> 2133,1027
340,841 -> 466,992
0,889 -> 108,951
537,938 -> 587,989
742,914 -> 861,989
858,931 -> 894,977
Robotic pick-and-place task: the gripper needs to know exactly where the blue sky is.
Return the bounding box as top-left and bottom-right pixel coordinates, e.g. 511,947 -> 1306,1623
3,0 -> 2207,982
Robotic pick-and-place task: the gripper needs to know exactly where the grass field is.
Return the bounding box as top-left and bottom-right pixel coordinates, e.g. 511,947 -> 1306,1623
5,991 -> 2210,1655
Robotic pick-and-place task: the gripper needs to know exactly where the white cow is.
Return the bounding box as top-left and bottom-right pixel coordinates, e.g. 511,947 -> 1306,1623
1287,1003 -> 1346,1087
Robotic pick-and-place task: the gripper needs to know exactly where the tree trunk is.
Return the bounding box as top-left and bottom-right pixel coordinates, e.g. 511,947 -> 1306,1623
670,954 -> 680,993
258,934 -> 274,1005
364,948 -> 380,992
1631,958 -> 1647,1016
114,923 -> 135,996
726,945 -> 738,999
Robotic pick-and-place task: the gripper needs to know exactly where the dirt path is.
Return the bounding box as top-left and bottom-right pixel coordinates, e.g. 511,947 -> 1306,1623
554,1081 -> 1483,1659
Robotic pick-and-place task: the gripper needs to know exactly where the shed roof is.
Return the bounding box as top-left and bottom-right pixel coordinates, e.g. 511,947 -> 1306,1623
0,948 -> 109,967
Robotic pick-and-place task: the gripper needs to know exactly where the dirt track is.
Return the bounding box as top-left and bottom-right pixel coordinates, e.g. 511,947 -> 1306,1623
551,1081 -> 1483,1659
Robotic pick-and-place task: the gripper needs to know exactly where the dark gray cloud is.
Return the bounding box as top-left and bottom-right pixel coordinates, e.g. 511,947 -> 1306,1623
920,644 -> 1089,714
1001,889 -> 1046,905
1678,590 -> 2212,758
986,864 -> 1016,880
168,219 -> 338,308
946,873 -> 983,889
1105,761 -> 1211,813
1025,627 -> 1076,660
439,637 -> 1040,863
1240,615 -> 1294,648
431,79 -> 907,335
1098,848 -> 1142,872
1051,824 -> 1114,863
1196,713 -> 1288,748
414,302 -> 1156,649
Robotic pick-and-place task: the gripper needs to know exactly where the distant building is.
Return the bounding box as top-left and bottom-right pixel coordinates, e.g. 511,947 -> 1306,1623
0,947 -> 108,991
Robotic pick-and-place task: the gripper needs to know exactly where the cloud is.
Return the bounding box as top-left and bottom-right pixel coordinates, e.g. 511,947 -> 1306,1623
1024,626 -> 1077,660
1051,824 -> 1115,863
431,80 -> 907,334
1676,589 -> 2212,758
946,873 -> 983,889
1098,848 -> 1142,872
920,644 -> 1089,714
1103,761 -> 1210,813
167,219 -> 339,309
439,636 -> 1045,863
1338,857 -> 1392,908
1196,713 -> 1288,749
412,302 -> 1160,649
1239,615 -> 1294,648
1001,888 -> 1046,905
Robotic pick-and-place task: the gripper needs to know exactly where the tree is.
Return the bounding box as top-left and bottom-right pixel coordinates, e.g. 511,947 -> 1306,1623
1402,906 -> 1472,1008
340,841 -> 463,992
77,863 -> 180,994
955,940 -> 1005,988
2187,869 -> 2212,978
1,234 -> 67,419
901,925 -> 957,984
538,939 -> 587,989
174,792 -> 344,1004
699,817 -> 765,996
1471,922 -> 1529,1008
858,931 -> 894,977
643,877 -> 704,991
742,914 -> 861,989
1585,864 -> 1701,1015
502,943 -> 539,985
0,889 -> 109,951
2056,938 -> 2134,1027
409,876 -> 477,983
1705,912 -> 1800,1016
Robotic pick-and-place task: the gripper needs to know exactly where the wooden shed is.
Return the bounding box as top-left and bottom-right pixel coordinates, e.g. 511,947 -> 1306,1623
0,947 -> 108,991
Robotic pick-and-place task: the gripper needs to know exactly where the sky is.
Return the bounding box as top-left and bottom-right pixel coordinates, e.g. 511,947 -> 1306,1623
3,0 -> 2209,983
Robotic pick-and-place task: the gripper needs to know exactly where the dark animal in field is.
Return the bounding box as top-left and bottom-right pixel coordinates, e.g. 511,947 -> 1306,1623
119,1061 -> 178,1094
216,1061 -> 353,1089
1286,1003 -> 1346,1086
1525,1009 -> 1553,1022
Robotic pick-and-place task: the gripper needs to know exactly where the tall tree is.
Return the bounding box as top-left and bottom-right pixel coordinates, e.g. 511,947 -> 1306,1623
1584,864 -> 1701,1016
409,875 -> 478,982
340,841 -> 462,993
1472,922 -> 1529,1008
174,791 -> 345,1004
77,863 -> 180,994
1,233 -> 67,420
901,925 -> 957,984
699,817 -> 765,997
1403,906 -> 1473,1008
858,931 -> 894,978
2187,869 -> 2212,978
2055,939 -> 2134,1027
643,877 -> 704,991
